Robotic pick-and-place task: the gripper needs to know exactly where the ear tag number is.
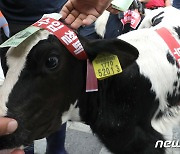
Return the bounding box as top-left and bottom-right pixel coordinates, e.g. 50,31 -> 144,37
92,53 -> 122,80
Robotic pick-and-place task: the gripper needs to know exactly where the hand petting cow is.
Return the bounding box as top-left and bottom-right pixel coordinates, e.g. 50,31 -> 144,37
0,6 -> 180,154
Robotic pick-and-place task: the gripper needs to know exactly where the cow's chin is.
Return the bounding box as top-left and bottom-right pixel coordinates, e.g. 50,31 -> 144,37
0,119 -> 61,150
0,133 -> 28,150
0,129 -> 45,150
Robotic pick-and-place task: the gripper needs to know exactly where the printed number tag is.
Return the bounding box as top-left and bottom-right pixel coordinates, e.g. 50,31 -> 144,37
92,53 -> 122,80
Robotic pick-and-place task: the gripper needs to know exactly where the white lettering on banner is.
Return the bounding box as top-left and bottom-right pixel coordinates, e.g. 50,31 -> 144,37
131,11 -> 139,19
123,10 -> 131,23
131,19 -> 135,25
36,18 -> 50,26
47,21 -> 64,32
174,47 -> 180,56
124,16 -> 131,22
61,30 -> 77,45
72,40 -> 84,54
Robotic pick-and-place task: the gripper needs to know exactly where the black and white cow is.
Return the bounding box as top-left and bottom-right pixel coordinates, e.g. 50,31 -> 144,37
0,6 -> 180,154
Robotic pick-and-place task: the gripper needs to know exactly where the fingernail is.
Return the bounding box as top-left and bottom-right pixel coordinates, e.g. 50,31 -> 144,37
7,120 -> 18,134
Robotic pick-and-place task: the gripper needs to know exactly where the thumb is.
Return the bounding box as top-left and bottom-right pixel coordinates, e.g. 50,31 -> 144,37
0,118 -> 18,135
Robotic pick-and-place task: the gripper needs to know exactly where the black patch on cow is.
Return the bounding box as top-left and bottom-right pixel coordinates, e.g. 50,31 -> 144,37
166,52 -> 175,65
79,63 -> 165,154
177,72 -> 180,78
174,26 -> 180,39
174,81 -> 178,87
176,61 -> 179,68
167,89 -> 180,106
152,17 -> 163,27
155,110 -> 163,119
178,85 -> 180,92
0,47 -> 9,76
151,11 -> 164,27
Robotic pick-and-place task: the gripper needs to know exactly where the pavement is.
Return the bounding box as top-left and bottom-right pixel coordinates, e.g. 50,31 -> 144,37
34,121 -> 112,154
34,121 -> 180,154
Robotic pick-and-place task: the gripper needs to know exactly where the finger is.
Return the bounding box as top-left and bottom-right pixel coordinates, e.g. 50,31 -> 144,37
11,149 -> 25,154
64,10 -> 80,24
82,15 -> 97,26
71,14 -> 87,29
0,118 -> 18,135
60,1 -> 74,19
60,6 -> 70,19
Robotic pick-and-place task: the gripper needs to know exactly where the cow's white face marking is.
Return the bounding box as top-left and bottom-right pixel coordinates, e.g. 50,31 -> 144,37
0,30 -> 50,116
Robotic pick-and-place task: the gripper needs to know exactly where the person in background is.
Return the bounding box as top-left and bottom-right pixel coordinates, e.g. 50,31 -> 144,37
101,0 -> 146,39
173,0 -> 180,9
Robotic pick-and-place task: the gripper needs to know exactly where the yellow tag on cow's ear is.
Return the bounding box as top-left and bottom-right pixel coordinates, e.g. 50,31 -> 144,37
92,53 -> 122,80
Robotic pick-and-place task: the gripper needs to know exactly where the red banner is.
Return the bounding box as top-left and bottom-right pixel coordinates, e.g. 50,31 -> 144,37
33,17 -> 87,60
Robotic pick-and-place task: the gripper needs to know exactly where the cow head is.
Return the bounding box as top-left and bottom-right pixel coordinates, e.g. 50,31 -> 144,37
0,29 -> 138,149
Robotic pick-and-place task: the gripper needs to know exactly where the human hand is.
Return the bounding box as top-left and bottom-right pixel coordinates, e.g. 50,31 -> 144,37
0,11 -> 10,37
0,117 -> 25,154
60,0 -> 113,29
106,4 -> 121,14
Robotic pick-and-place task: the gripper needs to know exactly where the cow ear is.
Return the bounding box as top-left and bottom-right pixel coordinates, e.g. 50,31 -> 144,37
83,39 -> 139,69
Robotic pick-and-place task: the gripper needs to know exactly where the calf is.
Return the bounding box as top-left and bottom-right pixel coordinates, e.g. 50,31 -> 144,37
0,6 -> 180,154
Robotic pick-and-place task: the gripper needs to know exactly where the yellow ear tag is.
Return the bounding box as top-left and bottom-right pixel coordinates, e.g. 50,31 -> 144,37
92,53 -> 122,80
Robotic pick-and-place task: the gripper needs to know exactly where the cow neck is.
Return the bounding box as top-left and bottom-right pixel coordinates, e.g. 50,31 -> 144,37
33,17 -> 98,92
156,27 -> 180,67
33,17 -> 87,60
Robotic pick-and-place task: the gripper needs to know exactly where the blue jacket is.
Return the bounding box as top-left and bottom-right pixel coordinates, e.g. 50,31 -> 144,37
173,0 -> 180,9
0,0 -> 67,24
0,0 -> 96,38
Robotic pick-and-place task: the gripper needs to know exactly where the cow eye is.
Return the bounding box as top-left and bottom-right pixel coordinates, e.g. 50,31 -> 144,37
45,56 -> 59,70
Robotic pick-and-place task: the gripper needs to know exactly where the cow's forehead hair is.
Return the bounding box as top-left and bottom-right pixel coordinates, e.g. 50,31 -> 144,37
0,30 -> 50,116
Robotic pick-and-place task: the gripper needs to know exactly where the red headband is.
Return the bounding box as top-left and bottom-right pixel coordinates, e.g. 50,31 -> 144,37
33,17 -> 87,60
